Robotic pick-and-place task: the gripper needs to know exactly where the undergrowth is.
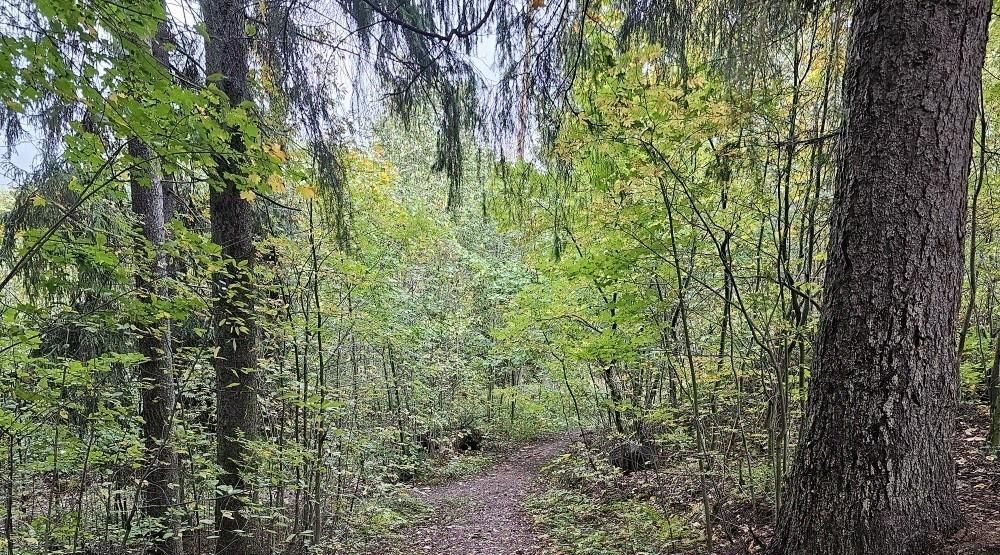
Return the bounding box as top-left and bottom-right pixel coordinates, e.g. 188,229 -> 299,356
327,491 -> 432,553
424,452 -> 496,483
528,447 -> 702,554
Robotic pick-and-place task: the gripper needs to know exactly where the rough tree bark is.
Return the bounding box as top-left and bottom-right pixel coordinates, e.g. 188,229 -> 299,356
129,138 -> 182,555
770,1 -> 989,554
127,16 -> 183,555
200,0 -> 262,553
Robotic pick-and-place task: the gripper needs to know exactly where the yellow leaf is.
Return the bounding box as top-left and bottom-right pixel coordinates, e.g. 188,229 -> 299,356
31,195 -> 46,207
247,173 -> 261,186
267,173 -> 285,193
239,189 -> 256,202
297,184 -> 317,199
266,142 -> 288,162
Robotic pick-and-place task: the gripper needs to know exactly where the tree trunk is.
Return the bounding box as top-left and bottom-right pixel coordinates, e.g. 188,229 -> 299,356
127,16 -> 183,555
129,139 -> 183,555
200,0 -> 262,553
770,1 -> 989,554
988,331 -> 1000,446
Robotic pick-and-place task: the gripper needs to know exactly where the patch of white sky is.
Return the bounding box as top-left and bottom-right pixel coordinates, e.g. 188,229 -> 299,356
2,0 -> 526,188
163,0 -> 512,150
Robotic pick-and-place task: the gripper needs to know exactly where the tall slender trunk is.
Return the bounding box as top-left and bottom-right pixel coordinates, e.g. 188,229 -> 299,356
989,332 -> 1000,446
129,138 -> 182,555
200,0 -> 262,553
771,2 -> 990,554
124,14 -> 183,555
957,88 -> 988,370
4,433 -> 13,555
308,202 -> 327,540
664,195 -> 712,548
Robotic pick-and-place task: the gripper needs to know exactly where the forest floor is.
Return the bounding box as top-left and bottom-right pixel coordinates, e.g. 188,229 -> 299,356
936,404 -> 1000,554
388,434 -> 570,555
363,405 -> 1000,555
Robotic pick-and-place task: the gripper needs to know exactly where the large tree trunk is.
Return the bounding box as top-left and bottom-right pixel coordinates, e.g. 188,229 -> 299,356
129,138 -> 182,555
770,1 -> 989,554
200,0 -> 262,553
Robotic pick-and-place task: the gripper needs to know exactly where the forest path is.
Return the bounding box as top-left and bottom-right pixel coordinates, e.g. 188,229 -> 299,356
399,435 -> 570,555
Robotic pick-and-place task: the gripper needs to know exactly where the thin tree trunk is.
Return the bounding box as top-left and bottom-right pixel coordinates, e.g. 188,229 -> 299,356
664,194 -> 713,548
200,0 -> 262,552
988,331 -> 1000,446
771,2 -> 990,553
308,201 -> 326,541
957,87 -> 987,374
4,433 -> 13,555
129,137 -> 182,555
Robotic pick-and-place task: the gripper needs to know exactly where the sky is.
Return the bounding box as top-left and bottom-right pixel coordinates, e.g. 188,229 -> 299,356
1,0 -> 527,189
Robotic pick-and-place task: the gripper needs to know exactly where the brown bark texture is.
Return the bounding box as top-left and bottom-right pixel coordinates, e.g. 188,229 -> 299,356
770,1 -> 989,553
200,0 -> 262,552
129,137 -> 183,555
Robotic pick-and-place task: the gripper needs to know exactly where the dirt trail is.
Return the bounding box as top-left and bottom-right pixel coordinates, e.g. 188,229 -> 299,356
400,435 -> 570,555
